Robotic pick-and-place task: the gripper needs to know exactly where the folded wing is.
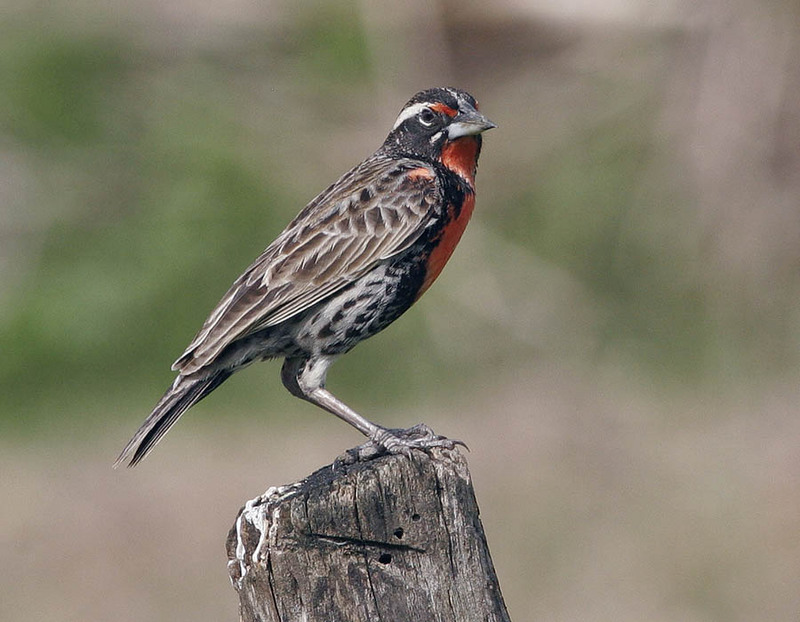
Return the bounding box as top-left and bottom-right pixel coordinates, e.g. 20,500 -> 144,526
173,156 -> 440,375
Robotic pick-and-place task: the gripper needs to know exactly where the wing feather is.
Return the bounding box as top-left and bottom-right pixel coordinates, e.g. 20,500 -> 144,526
173,156 -> 440,374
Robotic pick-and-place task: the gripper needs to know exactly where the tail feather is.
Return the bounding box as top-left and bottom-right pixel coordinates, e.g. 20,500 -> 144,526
114,370 -> 232,468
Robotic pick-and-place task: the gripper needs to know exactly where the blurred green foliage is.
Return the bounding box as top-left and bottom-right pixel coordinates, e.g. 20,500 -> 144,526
1,28 -> 281,427
291,3 -> 370,83
5,35 -> 125,145
504,108 -> 711,379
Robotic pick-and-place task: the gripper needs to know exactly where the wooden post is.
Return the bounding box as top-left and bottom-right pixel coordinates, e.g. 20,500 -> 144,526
226,446 -> 511,622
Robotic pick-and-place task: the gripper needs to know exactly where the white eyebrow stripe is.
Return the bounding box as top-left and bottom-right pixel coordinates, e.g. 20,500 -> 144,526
392,102 -> 431,130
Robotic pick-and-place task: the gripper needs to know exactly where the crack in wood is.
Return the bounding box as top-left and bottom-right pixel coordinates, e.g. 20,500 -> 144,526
307,532 -> 427,554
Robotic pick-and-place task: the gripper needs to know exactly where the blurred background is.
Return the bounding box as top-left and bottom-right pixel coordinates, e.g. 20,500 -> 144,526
2,0 -> 799,620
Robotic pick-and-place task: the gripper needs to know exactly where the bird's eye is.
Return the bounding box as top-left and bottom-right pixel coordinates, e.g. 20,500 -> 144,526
418,108 -> 436,127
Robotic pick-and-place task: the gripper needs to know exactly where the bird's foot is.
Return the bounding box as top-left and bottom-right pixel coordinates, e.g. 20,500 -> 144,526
338,423 -> 467,464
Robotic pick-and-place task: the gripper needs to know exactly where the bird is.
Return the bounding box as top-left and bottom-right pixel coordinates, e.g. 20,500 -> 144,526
114,87 -> 495,467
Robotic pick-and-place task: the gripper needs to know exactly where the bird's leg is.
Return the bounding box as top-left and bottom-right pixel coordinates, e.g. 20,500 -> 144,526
281,356 -> 384,439
281,356 -> 463,459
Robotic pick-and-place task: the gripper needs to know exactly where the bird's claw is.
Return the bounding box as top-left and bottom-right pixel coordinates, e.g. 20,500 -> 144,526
337,424 -> 467,464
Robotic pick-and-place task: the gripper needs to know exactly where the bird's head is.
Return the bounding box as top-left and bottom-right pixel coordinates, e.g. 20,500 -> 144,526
384,87 -> 496,179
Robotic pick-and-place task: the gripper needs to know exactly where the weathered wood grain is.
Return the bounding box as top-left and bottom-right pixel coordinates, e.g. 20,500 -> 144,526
226,447 -> 511,622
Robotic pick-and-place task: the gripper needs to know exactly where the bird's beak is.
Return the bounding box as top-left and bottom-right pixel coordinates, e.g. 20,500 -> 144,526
447,108 -> 497,140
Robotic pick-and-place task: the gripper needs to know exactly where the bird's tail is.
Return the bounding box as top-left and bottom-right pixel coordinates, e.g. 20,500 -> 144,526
114,370 -> 232,468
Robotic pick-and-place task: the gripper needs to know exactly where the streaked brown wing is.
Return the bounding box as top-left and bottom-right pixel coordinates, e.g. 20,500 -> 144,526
173,155 -> 440,374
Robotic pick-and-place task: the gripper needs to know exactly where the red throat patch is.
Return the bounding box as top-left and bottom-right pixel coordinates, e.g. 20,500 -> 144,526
440,136 -> 479,186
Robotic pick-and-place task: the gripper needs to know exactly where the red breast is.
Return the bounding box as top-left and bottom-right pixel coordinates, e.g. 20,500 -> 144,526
415,135 -> 480,300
